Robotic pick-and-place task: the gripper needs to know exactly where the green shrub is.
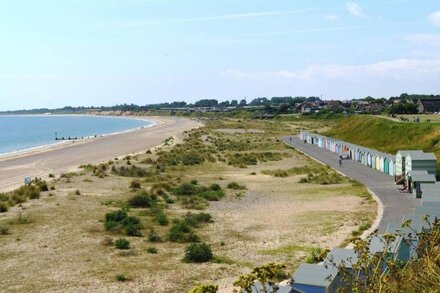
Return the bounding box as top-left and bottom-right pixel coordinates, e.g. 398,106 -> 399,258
184,243 -> 213,263
227,182 -> 246,190
154,213 -> 169,226
112,166 -> 150,177
0,203 -> 8,213
148,230 -> 162,242
115,274 -> 128,282
173,183 -> 198,196
198,190 -> 224,201
130,180 -> 141,189
146,246 -> 158,254
190,179 -> 198,185
209,183 -> 221,191
105,209 -> 128,222
129,192 -> 155,208
184,212 -> 212,227
115,238 -> 130,250
188,284 -> 218,293
105,221 -> 120,231
168,221 -> 199,243
305,247 -> 328,264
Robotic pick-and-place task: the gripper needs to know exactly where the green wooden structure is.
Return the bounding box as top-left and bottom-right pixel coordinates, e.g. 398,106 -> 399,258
408,170 -> 436,198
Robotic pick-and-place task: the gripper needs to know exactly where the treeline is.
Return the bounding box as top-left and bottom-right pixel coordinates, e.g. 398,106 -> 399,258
0,96 -> 321,114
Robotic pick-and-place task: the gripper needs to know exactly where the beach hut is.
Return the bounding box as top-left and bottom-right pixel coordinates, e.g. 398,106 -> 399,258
408,170 -> 436,198
375,155 -> 381,171
406,152 -> 437,177
291,263 -> 342,293
383,156 -> 390,174
421,189 -> 440,206
413,205 -> 440,219
388,157 -> 395,176
324,248 -> 358,273
395,150 -> 424,179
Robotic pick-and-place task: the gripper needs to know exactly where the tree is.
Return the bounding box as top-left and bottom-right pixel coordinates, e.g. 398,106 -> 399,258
230,100 -> 238,107
239,99 -> 247,107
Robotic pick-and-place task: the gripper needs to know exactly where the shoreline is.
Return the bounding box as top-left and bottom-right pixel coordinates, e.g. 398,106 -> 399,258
0,115 -> 161,162
0,116 -> 201,192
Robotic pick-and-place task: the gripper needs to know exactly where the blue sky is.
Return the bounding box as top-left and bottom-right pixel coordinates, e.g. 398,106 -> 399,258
1,0 -> 440,110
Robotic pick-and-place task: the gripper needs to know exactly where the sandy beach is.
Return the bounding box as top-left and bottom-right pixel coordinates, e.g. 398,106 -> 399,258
0,116 -> 201,192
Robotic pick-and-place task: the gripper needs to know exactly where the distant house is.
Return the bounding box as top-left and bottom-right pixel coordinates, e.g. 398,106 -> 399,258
417,99 -> 440,113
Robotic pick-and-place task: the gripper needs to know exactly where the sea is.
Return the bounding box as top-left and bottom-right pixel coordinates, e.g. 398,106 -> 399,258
0,115 -> 153,156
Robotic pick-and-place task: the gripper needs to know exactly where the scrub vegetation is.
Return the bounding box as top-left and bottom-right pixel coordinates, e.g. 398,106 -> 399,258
0,116 -> 376,292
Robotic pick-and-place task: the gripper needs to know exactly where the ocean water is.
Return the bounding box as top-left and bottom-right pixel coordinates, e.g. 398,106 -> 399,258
0,115 -> 153,155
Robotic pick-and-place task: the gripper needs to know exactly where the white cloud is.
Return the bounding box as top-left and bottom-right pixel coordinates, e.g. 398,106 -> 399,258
325,14 -> 340,21
118,9 -> 313,27
429,11 -> 440,27
222,58 -> 440,99
224,58 -> 440,82
346,1 -> 365,18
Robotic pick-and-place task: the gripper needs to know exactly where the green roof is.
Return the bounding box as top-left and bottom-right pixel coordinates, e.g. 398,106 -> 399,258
407,152 -> 437,161
409,170 -> 436,182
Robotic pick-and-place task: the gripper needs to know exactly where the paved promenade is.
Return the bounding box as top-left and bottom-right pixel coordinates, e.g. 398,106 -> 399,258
282,136 -> 420,232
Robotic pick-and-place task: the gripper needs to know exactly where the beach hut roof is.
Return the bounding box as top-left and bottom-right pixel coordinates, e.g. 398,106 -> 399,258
408,152 -> 437,161
409,170 -> 437,182
292,263 -> 338,287
324,248 -> 358,269
421,189 -> 440,197
420,183 -> 440,191
397,150 -> 424,157
414,206 -> 440,218
369,235 -> 400,254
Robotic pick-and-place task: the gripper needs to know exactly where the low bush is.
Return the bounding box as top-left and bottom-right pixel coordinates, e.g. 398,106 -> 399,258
146,246 -> 158,254
168,221 -> 199,243
148,229 -> 162,242
129,192 -> 156,208
112,166 -> 150,177
115,274 -> 128,282
104,210 -> 142,236
105,210 -> 128,222
188,284 -> 218,293
227,182 -> 246,190
130,180 -> 141,189
0,202 -> 8,213
184,212 -> 212,227
184,243 -> 213,263
115,238 -> 130,250
154,213 -> 169,226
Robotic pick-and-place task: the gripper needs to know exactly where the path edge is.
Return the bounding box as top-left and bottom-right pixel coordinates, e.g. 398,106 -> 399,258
282,138 -> 384,247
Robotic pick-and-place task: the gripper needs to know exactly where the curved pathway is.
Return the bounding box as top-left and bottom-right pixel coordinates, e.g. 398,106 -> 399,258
282,136 -> 420,232
0,117 -> 201,192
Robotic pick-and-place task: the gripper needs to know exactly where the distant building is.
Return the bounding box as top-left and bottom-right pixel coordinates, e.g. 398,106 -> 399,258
417,99 -> 440,113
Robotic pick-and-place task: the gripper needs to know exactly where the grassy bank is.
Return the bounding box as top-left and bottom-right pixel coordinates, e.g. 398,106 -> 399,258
324,115 -> 440,166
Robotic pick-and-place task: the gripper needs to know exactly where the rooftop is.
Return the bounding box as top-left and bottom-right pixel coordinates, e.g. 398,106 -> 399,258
292,263 -> 338,288
407,152 -> 437,161
324,248 -> 358,269
409,170 -> 436,182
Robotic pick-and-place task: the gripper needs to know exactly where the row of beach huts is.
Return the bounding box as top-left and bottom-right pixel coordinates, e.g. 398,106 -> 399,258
272,132 -> 440,293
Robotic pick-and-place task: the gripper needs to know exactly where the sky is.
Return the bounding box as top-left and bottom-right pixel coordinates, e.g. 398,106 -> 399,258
1,0 -> 440,110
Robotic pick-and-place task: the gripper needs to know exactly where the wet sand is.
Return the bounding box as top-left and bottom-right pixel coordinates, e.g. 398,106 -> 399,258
0,116 -> 201,192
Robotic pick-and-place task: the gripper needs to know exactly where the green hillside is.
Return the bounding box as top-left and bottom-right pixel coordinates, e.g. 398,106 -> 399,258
324,115 -> 440,163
